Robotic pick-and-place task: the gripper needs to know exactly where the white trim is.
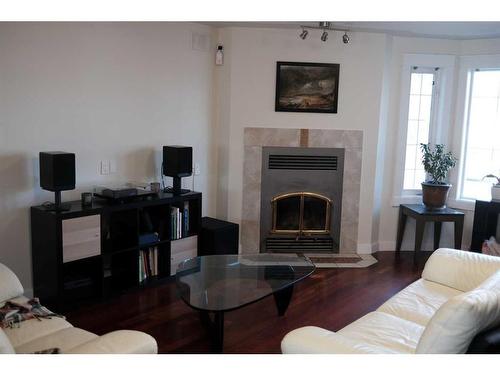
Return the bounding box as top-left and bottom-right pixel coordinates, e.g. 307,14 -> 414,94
357,243 -> 374,254
377,241 -> 397,252
447,198 -> 476,211
392,54 -> 456,204
391,194 -> 422,207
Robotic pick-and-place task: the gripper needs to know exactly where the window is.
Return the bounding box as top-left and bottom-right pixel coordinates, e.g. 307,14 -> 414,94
459,69 -> 500,201
403,68 -> 438,191
393,54 -> 455,206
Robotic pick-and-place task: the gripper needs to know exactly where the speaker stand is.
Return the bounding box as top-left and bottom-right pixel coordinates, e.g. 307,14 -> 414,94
43,191 -> 71,212
164,176 -> 190,195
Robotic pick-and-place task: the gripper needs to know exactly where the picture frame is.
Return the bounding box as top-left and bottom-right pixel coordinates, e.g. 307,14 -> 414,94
275,61 -> 340,113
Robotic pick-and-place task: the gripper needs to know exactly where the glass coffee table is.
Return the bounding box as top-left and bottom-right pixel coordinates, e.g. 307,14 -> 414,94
176,254 -> 315,352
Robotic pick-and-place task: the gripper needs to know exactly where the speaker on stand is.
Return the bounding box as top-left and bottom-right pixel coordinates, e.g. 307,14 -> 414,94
39,151 -> 76,212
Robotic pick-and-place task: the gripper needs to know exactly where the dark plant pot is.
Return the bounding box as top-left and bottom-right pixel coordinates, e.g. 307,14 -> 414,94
421,182 -> 451,209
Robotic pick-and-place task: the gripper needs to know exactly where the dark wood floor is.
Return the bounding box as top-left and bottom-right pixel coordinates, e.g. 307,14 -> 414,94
66,251 -> 429,353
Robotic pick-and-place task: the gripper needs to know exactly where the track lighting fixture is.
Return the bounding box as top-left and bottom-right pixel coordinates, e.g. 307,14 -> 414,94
342,32 -> 350,44
298,22 -> 351,44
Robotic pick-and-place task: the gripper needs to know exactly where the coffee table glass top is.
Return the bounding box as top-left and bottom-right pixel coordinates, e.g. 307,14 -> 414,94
176,254 -> 315,312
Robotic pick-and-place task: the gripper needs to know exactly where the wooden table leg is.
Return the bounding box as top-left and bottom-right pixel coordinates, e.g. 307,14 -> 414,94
396,207 -> 407,254
434,222 -> 442,250
414,219 -> 425,264
454,218 -> 464,250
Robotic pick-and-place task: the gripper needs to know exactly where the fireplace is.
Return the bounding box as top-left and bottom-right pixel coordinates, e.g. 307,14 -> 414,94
271,192 -> 332,235
260,146 -> 344,253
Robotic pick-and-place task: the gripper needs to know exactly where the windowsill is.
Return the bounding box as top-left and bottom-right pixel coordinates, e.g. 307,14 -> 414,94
391,195 -> 422,207
447,198 -> 476,211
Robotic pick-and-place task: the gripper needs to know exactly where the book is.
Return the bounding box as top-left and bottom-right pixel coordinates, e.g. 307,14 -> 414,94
183,201 -> 189,237
138,232 -> 159,246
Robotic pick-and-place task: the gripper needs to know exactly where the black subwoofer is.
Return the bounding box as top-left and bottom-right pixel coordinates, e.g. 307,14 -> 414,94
199,217 -> 239,256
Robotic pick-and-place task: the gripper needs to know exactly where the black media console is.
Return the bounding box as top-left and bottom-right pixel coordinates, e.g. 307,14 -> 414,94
31,191 -> 201,311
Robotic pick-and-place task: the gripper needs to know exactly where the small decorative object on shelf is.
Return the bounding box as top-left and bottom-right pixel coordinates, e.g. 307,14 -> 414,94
81,192 -> 93,207
482,174 -> 500,201
419,143 -> 457,209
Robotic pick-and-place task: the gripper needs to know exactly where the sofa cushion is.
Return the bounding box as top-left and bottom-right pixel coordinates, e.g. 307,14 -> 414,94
281,326 -> 399,354
66,330 -> 158,354
478,270 -> 500,293
4,317 -> 72,349
14,327 -> 97,354
377,279 -> 462,326
0,263 -> 24,304
338,311 -> 425,354
416,289 -> 500,353
422,248 -> 500,292
0,328 -> 15,354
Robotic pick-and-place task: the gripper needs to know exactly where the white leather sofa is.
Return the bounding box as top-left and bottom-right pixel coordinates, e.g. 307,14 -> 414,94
0,262 -> 158,354
282,248 -> 500,354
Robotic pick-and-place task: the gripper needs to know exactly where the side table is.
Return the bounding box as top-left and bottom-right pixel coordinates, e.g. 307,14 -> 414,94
396,204 -> 465,263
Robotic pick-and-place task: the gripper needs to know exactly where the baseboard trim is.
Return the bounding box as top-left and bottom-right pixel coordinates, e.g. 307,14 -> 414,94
377,241 -> 397,252
356,243 -> 374,254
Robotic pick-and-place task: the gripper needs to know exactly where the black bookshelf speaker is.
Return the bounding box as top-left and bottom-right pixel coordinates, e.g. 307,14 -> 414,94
163,146 -> 192,195
162,146 -> 192,177
40,152 -> 76,191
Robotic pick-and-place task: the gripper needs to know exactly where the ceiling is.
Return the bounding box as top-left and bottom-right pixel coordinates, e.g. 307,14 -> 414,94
206,22 -> 500,40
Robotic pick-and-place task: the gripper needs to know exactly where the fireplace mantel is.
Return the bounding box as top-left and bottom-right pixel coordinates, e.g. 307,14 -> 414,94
241,127 -> 363,255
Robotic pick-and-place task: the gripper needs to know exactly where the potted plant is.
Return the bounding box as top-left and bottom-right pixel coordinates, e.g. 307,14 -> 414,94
483,174 -> 500,201
420,143 -> 457,209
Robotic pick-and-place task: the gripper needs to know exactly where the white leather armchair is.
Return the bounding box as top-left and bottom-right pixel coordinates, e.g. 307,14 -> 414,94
282,248 -> 500,354
0,262 -> 158,354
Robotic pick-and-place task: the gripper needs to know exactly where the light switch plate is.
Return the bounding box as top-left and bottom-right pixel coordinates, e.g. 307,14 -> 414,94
100,160 -> 110,175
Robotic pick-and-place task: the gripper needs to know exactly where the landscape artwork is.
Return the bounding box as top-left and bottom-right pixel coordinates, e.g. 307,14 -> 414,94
275,62 -> 339,113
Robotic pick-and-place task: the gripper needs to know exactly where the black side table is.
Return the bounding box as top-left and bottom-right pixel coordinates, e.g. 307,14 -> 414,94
396,204 -> 465,263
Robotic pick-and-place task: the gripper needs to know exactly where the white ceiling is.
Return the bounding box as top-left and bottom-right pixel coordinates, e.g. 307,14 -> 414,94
206,22 -> 500,40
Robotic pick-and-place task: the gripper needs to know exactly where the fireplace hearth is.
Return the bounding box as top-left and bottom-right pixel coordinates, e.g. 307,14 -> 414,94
260,146 -> 344,253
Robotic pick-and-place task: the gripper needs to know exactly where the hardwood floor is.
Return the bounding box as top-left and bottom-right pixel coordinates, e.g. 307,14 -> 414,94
65,251 -> 429,353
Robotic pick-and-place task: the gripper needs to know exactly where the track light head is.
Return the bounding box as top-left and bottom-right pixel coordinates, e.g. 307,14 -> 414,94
321,31 -> 328,42
299,29 -> 308,40
342,32 -> 350,44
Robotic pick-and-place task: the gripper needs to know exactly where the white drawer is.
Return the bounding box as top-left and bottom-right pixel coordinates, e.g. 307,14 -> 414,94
170,236 -> 197,275
62,215 -> 101,263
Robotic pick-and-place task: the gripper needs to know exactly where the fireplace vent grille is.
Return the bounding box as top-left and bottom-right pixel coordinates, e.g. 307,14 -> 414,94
268,155 -> 337,170
266,237 -> 334,252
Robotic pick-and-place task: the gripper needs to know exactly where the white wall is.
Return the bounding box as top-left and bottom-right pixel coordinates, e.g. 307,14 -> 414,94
214,27 -> 389,250
0,22 -> 218,291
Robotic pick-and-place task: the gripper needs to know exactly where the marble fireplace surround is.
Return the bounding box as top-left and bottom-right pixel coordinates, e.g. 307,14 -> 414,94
241,127 -> 363,255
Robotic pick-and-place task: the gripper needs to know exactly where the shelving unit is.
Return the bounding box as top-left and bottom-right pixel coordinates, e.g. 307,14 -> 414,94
31,191 -> 201,311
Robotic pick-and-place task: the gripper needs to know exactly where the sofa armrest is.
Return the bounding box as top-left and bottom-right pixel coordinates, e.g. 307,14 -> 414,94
0,263 -> 24,304
422,248 -> 500,292
65,330 -> 157,354
281,326 -> 396,354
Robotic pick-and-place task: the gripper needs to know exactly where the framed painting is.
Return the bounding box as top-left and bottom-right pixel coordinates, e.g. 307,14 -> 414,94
275,61 -> 340,113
